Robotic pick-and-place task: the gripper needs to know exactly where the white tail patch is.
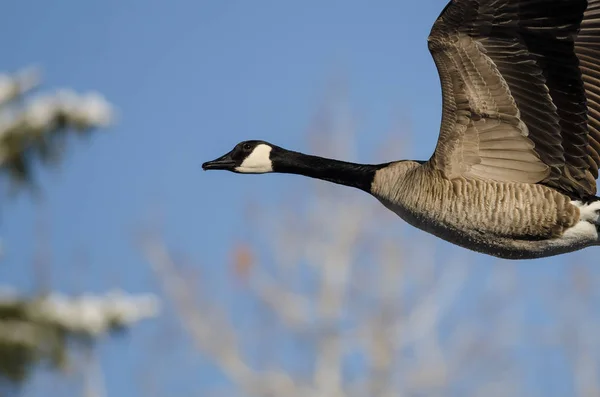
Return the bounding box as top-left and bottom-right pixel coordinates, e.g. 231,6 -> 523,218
560,221 -> 598,243
550,201 -> 600,247
236,144 -> 273,173
571,200 -> 600,225
554,200 -> 600,247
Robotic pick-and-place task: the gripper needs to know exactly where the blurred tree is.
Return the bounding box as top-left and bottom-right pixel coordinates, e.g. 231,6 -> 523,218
0,67 -> 158,394
0,288 -> 158,385
0,67 -> 112,190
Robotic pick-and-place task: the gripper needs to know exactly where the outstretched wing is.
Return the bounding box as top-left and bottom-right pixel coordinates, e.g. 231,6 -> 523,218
428,0 -> 599,199
576,0 -> 600,189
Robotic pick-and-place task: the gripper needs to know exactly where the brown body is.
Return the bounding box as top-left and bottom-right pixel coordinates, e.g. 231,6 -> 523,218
371,161 -> 593,260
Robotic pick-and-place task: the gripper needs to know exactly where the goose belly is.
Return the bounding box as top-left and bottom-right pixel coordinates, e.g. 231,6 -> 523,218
373,177 -> 599,260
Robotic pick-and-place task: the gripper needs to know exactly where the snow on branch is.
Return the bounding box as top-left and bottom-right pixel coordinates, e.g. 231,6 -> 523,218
32,290 -> 159,335
0,287 -> 159,383
0,67 -> 114,184
0,287 -> 159,337
0,68 -> 40,105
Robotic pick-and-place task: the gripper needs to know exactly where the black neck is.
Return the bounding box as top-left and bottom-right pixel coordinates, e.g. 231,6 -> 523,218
271,149 -> 385,192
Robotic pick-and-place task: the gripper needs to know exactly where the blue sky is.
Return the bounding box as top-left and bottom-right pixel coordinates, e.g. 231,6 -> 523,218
2,0 -> 599,396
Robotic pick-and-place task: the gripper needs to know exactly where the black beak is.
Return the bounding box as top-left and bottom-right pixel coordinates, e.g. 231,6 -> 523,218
202,152 -> 237,171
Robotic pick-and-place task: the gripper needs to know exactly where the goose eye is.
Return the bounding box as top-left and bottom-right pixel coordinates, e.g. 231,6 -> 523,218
243,143 -> 252,151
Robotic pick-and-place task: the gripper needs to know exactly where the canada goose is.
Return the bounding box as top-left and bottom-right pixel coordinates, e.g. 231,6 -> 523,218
203,0 -> 600,260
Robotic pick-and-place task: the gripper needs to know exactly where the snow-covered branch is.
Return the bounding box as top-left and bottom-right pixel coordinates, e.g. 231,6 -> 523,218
0,288 -> 159,337
0,67 -> 113,184
30,289 -> 159,336
0,288 -> 159,383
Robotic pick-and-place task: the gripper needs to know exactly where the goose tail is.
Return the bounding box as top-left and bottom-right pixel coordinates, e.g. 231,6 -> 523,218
586,196 -> 600,239
571,196 -> 600,239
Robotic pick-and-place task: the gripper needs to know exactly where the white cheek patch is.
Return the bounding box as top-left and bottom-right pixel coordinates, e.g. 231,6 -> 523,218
236,144 -> 273,173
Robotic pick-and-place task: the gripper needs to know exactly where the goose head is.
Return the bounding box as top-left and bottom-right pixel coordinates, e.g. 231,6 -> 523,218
202,140 -> 275,174
203,140 -> 397,192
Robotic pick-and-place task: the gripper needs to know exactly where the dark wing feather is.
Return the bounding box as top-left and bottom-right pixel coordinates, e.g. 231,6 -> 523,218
576,0 -> 600,189
428,0 -> 599,199
427,0 -> 552,184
